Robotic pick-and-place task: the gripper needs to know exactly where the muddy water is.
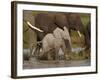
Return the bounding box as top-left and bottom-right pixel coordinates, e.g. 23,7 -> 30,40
23,48 -> 90,69
72,47 -> 85,53
23,59 -> 90,69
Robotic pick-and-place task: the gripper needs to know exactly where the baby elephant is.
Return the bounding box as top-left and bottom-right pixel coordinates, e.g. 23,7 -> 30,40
39,27 -> 72,60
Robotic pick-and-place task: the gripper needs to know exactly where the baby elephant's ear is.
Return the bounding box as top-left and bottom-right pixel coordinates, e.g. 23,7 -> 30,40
55,14 -> 68,29
63,26 -> 70,39
63,26 -> 67,30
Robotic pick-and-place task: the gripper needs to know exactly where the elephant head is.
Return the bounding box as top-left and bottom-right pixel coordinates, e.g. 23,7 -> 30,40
65,13 -> 85,37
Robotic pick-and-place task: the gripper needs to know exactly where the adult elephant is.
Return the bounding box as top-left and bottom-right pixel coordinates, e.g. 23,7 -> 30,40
34,13 -> 84,41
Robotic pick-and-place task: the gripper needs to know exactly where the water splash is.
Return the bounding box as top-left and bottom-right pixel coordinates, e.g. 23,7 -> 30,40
72,47 -> 85,54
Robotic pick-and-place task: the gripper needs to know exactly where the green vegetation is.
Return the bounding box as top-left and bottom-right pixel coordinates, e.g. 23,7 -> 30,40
70,49 -> 90,60
71,31 -> 85,48
81,13 -> 90,27
23,21 -> 30,48
23,21 -> 37,49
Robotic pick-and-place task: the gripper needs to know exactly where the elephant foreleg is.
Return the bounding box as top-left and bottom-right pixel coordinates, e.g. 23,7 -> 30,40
55,48 -> 59,60
61,40 -> 71,60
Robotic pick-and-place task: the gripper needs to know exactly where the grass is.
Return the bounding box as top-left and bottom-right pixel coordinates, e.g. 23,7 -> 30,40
80,13 -> 90,28
71,31 -> 85,48
23,21 -> 37,49
70,49 -> 90,60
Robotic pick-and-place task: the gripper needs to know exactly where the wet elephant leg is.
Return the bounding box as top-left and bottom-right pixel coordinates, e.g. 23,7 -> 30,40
55,47 -> 59,60
47,53 -> 52,60
61,40 -> 71,60
39,33 -> 57,60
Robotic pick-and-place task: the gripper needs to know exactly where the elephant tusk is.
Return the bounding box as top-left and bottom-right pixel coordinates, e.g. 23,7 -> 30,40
77,30 -> 82,37
27,21 -> 44,32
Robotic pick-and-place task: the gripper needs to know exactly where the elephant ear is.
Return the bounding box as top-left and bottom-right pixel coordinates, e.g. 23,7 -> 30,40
63,27 -> 70,39
55,14 -> 69,29
63,27 -> 72,51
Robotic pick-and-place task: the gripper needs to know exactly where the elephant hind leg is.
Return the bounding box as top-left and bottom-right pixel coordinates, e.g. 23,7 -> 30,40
47,48 -> 57,60
39,48 -> 55,60
43,48 -> 59,61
